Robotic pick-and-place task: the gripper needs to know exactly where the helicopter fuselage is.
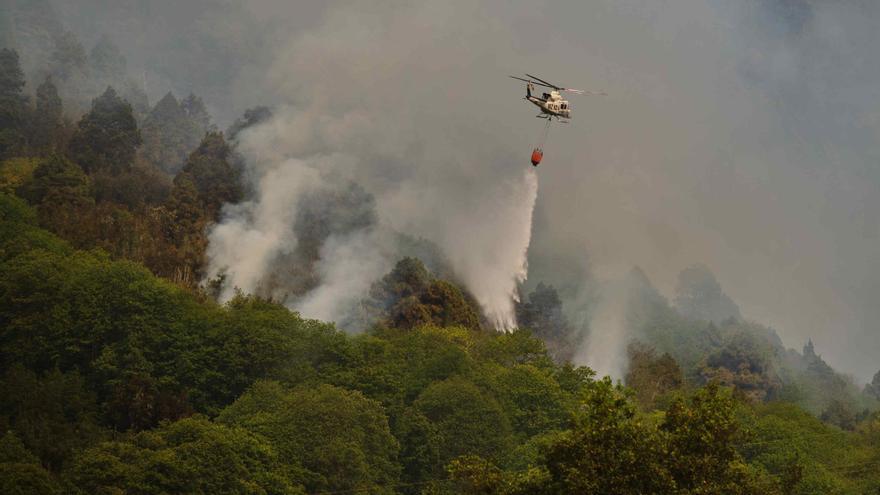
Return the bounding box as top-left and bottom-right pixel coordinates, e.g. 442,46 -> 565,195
525,85 -> 571,120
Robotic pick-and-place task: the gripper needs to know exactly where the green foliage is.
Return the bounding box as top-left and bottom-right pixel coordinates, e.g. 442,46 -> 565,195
0,48 -> 28,159
0,432 -> 60,494
17,153 -> 90,205
743,401 -> 880,494
625,341 -> 683,409
0,157 -> 39,194
0,431 -> 39,464
865,370 -> 880,400
140,92 -> 206,175
415,377 -> 512,468
0,193 -> 70,260
515,283 -> 572,361
30,77 -> 64,154
489,364 -> 569,439
509,382 -> 776,495
0,209 -> 346,425
66,415 -> 302,495
0,463 -> 60,495
68,86 -> 141,175
366,258 -> 481,330
0,189 -> 878,493
662,383 -> 761,493
219,381 -> 399,493
701,329 -> 782,402
0,366 -> 106,471
175,131 -> 242,218
91,165 -> 171,209
525,377 -> 673,494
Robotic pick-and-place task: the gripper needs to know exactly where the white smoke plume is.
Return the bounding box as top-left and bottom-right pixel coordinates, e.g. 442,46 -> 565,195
437,169 -> 539,330
206,156 -> 320,302
576,279 -> 630,380
205,2 -> 541,330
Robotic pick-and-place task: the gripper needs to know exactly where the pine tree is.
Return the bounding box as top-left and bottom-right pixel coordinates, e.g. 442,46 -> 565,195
0,48 -> 28,159
140,92 -> 190,174
31,76 -> 63,153
181,93 -> 211,133
88,35 -> 126,81
68,86 -> 141,174
176,131 -> 242,217
49,30 -> 87,83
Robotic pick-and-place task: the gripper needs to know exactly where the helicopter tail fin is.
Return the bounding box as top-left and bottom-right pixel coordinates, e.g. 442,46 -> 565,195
526,82 -> 532,99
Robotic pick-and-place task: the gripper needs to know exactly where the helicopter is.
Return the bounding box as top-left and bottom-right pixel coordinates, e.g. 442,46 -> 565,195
509,73 -> 606,166
509,73 -> 605,123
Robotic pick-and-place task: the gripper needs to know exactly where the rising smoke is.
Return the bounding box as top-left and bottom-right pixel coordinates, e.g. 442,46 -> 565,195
205,2 -> 542,330
29,0 -> 880,380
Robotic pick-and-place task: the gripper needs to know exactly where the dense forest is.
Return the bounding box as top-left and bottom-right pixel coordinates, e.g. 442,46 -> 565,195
3,4 -> 880,495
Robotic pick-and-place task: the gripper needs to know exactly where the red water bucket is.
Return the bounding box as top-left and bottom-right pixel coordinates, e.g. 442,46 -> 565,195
530,148 -> 543,167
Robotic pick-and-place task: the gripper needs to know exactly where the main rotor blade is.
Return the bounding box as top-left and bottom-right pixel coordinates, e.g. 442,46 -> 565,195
508,75 -> 555,89
525,73 -> 561,90
571,89 -> 607,96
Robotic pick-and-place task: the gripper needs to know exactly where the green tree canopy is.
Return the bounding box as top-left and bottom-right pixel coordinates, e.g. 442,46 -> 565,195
219,381 -> 400,493
625,341 -> 683,409
414,377 -> 512,467
66,415 -> 302,495
175,131 -> 242,218
30,76 -> 63,153
367,258 -> 481,330
68,86 -> 141,175
0,48 -> 28,159
140,92 -> 206,175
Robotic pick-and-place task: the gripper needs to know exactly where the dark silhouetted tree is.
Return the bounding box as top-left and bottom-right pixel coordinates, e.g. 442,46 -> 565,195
0,430 -> 59,495
674,264 -> 741,324
68,87 -> 141,174
625,341 -> 683,409
820,399 -> 857,430
140,91 -> 197,174
865,369 -> 880,399
88,35 -> 125,81
366,257 -> 481,329
176,131 -> 242,218
48,30 -> 87,83
0,48 -> 28,159
30,76 -> 63,153
16,153 -> 93,246
181,92 -> 211,132
516,283 -> 572,360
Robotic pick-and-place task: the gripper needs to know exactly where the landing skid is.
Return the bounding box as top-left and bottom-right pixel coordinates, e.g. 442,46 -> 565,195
535,115 -> 568,123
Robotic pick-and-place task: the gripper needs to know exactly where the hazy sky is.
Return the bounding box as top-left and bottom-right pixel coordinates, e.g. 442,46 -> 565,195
45,0 -> 880,380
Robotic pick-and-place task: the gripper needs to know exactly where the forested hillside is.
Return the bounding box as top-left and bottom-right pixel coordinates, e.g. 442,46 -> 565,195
2,5 -> 880,494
